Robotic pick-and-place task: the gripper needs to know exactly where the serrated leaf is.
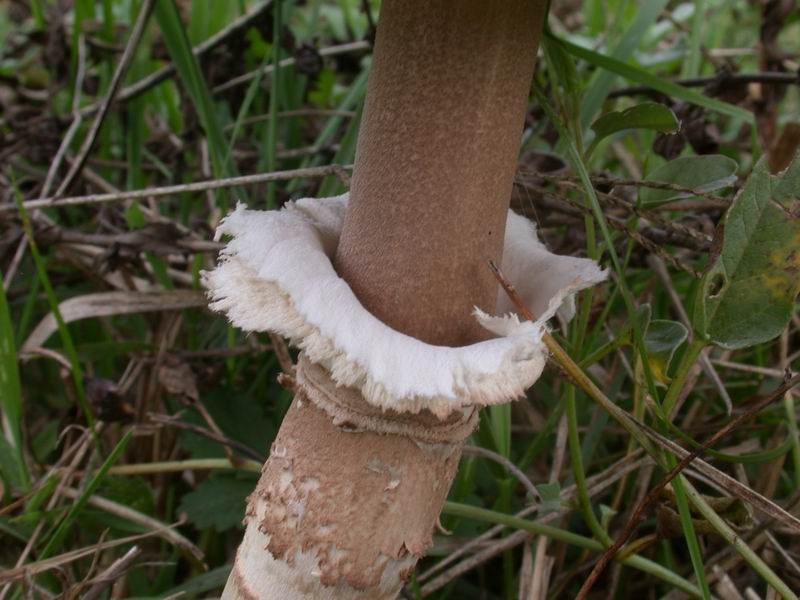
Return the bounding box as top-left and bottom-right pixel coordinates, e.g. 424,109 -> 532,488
588,102 -> 679,154
693,153 -> 800,349
179,474 -> 257,531
644,320 -> 689,384
640,155 -> 738,206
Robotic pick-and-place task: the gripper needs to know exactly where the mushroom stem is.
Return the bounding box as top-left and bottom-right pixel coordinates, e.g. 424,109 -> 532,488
222,1 -> 547,598
337,0 -> 546,346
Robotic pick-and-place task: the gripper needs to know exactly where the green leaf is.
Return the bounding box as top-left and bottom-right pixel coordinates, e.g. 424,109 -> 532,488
693,153 -> 800,349
535,481 -> 563,516
179,474 -> 256,531
644,320 -> 689,383
588,102 -> 678,156
641,155 -> 738,206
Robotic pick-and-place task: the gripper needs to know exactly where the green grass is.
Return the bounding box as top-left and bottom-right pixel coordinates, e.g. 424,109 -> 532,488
1,0 -> 798,598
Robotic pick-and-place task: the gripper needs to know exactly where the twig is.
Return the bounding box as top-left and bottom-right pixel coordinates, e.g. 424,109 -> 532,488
212,40 -> 371,94
59,487 -> 205,566
5,164 -> 353,211
77,0 -> 275,118
609,71 -> 800,98
576,372 -> 800,599
42,34 -> 87,197
147,413 -> 264,462
54,0 -> 155,198
526,189 -> 704,276
487,260 -> 800,534
0,529 -> 170,583
82,545 -> 141,600
526,170 -> 732,203
418,454 -> 652,596
2,235 -> 27,292
462,445 -> 540,502
101,457 -> 261,476
519,176 -> 714,245
488,259 -> 656,452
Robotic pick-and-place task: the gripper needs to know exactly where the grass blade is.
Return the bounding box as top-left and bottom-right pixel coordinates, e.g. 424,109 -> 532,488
38,429 -> 133,559
556,34 -> 754,123
442,501 -> 706,598
0,270 -> 29,490
154,0 -> 236,181
12,181 -> 95,438
577,0 -> 669,129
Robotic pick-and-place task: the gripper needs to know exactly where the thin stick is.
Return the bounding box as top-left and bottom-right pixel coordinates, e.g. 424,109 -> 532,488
525,170 -> 731,202
148,413 -> 264,462
212,41 -> 371,94
82,546 -> 142,600
59,487 -> 205,565
54,0 -> 155,198
6,164 -> 353,211
77,0 -> 275,118
575,371 -> 800,599
609,71 -> 800,98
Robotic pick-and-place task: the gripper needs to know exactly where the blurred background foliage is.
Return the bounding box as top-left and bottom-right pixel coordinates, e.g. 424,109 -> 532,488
0,0 -> 798,598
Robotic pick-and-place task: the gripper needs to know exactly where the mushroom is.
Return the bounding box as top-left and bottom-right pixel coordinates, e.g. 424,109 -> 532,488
206,1 -> 606,598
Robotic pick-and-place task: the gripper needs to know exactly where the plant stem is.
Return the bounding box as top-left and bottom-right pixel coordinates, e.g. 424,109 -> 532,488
566,385 -> 613,545
104,458 -> 262,476
785,391 -> 800,489
442,501 -> 706,598
662,338 -> 707,417
664,457 -> 713,598
681,478 -> 798,600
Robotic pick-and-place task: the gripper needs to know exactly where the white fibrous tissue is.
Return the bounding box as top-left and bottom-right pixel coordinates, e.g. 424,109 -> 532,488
204,194 -> 607,418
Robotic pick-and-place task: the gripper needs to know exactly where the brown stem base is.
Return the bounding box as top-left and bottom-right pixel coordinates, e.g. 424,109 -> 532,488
222,357 -> 477,599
